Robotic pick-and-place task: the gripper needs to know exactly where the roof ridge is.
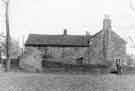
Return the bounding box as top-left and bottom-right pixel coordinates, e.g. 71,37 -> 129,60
29,33 -> 90,37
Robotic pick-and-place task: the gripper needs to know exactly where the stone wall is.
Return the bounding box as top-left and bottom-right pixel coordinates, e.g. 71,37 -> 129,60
107,31 -> 127,63
88,31 -> 105,65
39,47 -> 88,59
88,30 -> 127,65
19,47 -> 42,72
19,46 -> 89,72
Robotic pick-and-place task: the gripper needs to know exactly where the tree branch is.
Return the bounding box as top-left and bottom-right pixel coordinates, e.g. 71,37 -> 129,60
1,0 -> 8,4
130,0 -> 135,11
0,34 -> 6,38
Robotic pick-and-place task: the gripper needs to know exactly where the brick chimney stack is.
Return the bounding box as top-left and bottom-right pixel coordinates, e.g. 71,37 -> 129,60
102,15 -> 111,62
64,29 -> 67,36
103,15 -> 112,30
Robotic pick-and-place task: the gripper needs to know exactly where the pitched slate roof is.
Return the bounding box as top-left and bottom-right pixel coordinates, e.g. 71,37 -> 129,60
90,30 -> 126,44
25,34 -> 91,47
109,30 -> 127,44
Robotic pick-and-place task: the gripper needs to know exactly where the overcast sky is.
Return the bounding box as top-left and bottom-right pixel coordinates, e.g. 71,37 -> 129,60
1,0 -> 135,54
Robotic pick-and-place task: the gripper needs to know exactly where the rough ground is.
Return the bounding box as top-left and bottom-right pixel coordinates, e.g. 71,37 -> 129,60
0,72 -> 134,91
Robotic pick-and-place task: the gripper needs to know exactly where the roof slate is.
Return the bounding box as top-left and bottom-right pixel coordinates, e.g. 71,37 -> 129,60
25,34 -> 91,47
25,30 -> 126,47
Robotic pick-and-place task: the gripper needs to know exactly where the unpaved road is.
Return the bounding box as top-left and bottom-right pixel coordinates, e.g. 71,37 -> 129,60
0,72 -> 134,91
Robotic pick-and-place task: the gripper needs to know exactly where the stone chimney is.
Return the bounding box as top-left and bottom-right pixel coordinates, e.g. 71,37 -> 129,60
63,29 -> 67,36
103,15 -> 112,30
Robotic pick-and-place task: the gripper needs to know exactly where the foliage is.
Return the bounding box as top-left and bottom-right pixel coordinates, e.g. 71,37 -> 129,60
0,34 -> 22,58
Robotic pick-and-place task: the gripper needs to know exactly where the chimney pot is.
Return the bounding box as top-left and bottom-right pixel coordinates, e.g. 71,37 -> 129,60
64,29 -> 67,36
103,15 -> 112,30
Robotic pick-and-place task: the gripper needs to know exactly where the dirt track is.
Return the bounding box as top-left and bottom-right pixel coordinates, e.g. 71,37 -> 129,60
0,72 -> 134,91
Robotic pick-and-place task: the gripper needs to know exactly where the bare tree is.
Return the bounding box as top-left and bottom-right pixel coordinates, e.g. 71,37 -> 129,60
129,0 -> 135,11
1,0 -> 11,71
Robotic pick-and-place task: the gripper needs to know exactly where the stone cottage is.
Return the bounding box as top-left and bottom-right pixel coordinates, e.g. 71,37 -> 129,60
24,29 -> 91,63
20,16 -> 127,71
20,30 -> 91,71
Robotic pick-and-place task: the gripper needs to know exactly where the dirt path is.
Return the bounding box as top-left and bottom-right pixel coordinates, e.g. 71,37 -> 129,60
0,72 -> 134,91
